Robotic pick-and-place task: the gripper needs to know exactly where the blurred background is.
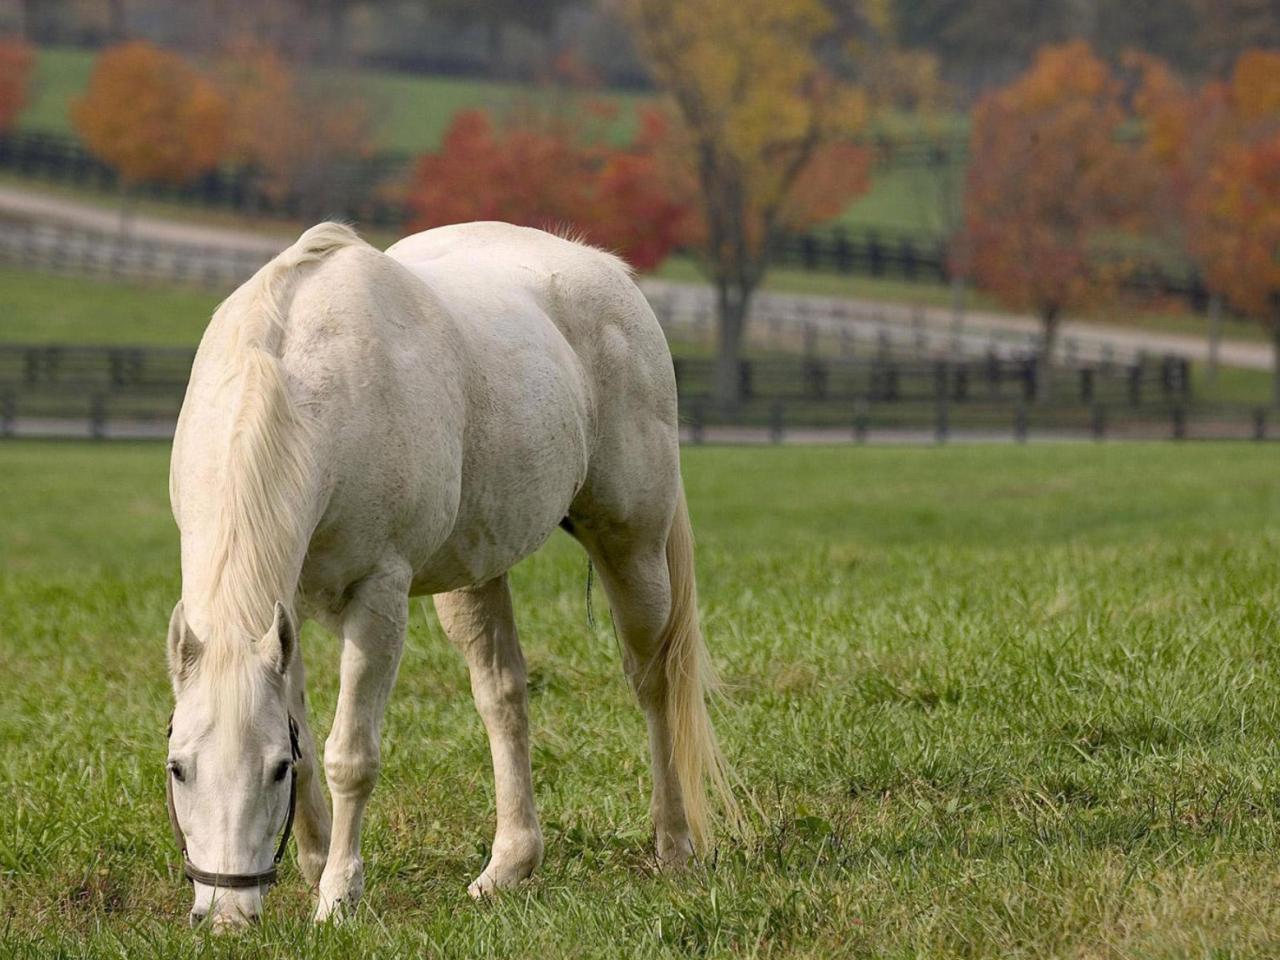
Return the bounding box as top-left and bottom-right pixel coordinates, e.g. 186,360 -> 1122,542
0,0 -> 1277,442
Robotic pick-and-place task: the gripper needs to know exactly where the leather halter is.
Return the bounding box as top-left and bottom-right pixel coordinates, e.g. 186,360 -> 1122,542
166,714 -> 301,889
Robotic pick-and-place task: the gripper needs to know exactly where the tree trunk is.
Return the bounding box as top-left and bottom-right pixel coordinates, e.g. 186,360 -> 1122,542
1206,294 -> 1222,388
1037,306 -> 1060,403
713,280 -> 751,411
118,184 -> 136,240
1272,324 -> 1280,411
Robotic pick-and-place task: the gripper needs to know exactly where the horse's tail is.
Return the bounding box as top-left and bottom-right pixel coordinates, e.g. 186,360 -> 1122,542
660,481 -> 740,851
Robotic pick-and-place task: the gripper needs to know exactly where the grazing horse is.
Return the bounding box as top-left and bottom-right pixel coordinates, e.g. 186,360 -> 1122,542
165,221 -> 733,929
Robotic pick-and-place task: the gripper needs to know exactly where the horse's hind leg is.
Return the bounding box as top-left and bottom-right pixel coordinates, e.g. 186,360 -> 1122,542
434,575 -> 543,897
572,523 -> 694,865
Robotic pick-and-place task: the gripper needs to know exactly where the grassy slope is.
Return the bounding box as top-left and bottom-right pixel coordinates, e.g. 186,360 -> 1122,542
19,47 -> 911,230
3,442 -> 1280,958
22,47 -> 644,156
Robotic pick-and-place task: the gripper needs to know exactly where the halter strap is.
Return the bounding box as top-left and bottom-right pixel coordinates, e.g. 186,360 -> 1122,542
166,714 -> 301,889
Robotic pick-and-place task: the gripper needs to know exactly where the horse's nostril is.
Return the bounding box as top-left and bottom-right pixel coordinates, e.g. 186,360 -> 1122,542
189,910 -> 207,928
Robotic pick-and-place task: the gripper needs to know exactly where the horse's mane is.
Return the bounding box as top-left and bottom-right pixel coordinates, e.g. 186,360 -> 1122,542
199,222 -> 362,712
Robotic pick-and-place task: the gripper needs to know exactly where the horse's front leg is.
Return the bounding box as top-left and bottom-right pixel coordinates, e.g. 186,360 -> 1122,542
434,576 -> 543,897
315,563 -> 410,923
286,648 -> 331,887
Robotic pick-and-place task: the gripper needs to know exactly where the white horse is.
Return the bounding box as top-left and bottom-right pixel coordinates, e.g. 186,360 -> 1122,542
165,221 -> 733,929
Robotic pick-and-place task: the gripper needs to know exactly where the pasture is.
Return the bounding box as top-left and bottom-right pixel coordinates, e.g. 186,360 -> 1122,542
3,440 -> 1280,957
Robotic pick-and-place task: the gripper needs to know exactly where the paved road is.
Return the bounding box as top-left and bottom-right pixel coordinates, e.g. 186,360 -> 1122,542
1,184 -> 1269,370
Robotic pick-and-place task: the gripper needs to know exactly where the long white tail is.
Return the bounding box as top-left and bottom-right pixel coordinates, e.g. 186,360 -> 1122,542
660,483 -> 740,850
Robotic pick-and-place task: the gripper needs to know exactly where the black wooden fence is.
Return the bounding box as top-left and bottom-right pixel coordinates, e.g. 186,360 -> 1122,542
0,342 -> 1213,443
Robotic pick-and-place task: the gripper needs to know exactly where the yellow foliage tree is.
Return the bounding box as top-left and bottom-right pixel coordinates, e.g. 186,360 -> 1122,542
628,0 -> 870,406
73,42 -> 228,192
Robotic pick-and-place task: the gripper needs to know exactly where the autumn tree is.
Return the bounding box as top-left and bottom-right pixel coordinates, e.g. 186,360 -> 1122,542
1188,52 -> 1280,404
72,41 -> 228,229
965,41 -> 1141,389
218,39 -> 375,222
406,106 -> 691,272
0,38 -> 34,132
1131,49 -> 1280,393
627,0 -> 872,407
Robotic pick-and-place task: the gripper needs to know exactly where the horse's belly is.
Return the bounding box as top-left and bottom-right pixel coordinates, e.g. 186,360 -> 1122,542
408,419 -> 588,594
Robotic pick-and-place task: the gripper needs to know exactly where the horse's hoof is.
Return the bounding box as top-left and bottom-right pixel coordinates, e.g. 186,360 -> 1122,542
313,896 -> 348,924
656,834 -> 694,869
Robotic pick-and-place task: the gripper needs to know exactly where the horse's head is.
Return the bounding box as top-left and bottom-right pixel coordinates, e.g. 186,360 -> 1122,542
165,600 -> 298,932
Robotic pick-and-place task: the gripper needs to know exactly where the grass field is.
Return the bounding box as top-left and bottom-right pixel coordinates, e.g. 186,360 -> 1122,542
20,47 -> 646,156
3,441 -> 1280,957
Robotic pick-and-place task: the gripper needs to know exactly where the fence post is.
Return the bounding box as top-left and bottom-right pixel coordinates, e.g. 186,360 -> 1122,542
1127,365 -> 1142,406
90,393 -> 106,440
690,399 -> 705,445
769,402 -> 785,444
1079,368 -> 1094,404
854,400 -> 868,444
803,359 -> 828,400
1,390 -> 13,438
1090,404 -> 1105,441
1254,408 -> 1267,441
1014,402 -> 1028,443
738,361 -> 753,401
1171,405 -> 1186,440
1022,358 -> 1038,402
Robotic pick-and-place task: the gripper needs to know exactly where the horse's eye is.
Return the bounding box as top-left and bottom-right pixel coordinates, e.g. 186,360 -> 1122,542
168,761 -> 185,783
272,760 -> 292,783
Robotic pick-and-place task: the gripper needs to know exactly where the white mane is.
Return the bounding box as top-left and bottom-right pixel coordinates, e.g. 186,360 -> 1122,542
199,222 -> 362,706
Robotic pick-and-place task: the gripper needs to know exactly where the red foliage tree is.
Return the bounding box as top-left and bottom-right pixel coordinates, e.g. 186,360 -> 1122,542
406,106 -> 692,272
965,41 -> 1143,382
0,38 -> 34,133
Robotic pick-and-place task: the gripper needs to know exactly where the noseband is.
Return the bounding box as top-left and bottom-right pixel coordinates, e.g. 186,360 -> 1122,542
165,714 -> 301,889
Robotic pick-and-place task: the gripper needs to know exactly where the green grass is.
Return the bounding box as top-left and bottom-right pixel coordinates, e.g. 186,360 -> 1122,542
19,47 -> 95,137
0,267 -> 222,345
3,441 -> 1280,957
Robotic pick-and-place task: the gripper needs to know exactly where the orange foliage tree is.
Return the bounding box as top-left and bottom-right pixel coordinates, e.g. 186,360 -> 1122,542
1132,49 -> 1280,401
965,41 -> 1142,382
405,106 -> 692,273
219,40 -> 375,223
629,0 -> 872,406
0,38 -> 34,132
72,42 -> 228,196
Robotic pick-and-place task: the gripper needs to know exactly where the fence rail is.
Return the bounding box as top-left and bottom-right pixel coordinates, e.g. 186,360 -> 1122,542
0,342 -> 1220,444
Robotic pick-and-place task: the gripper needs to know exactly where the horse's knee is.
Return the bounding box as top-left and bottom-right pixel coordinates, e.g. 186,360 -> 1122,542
324,736 -> 380,798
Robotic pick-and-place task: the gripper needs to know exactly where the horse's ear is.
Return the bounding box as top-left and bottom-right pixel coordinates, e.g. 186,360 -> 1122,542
167,601 -> 202,684
262,601 -> 296,677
